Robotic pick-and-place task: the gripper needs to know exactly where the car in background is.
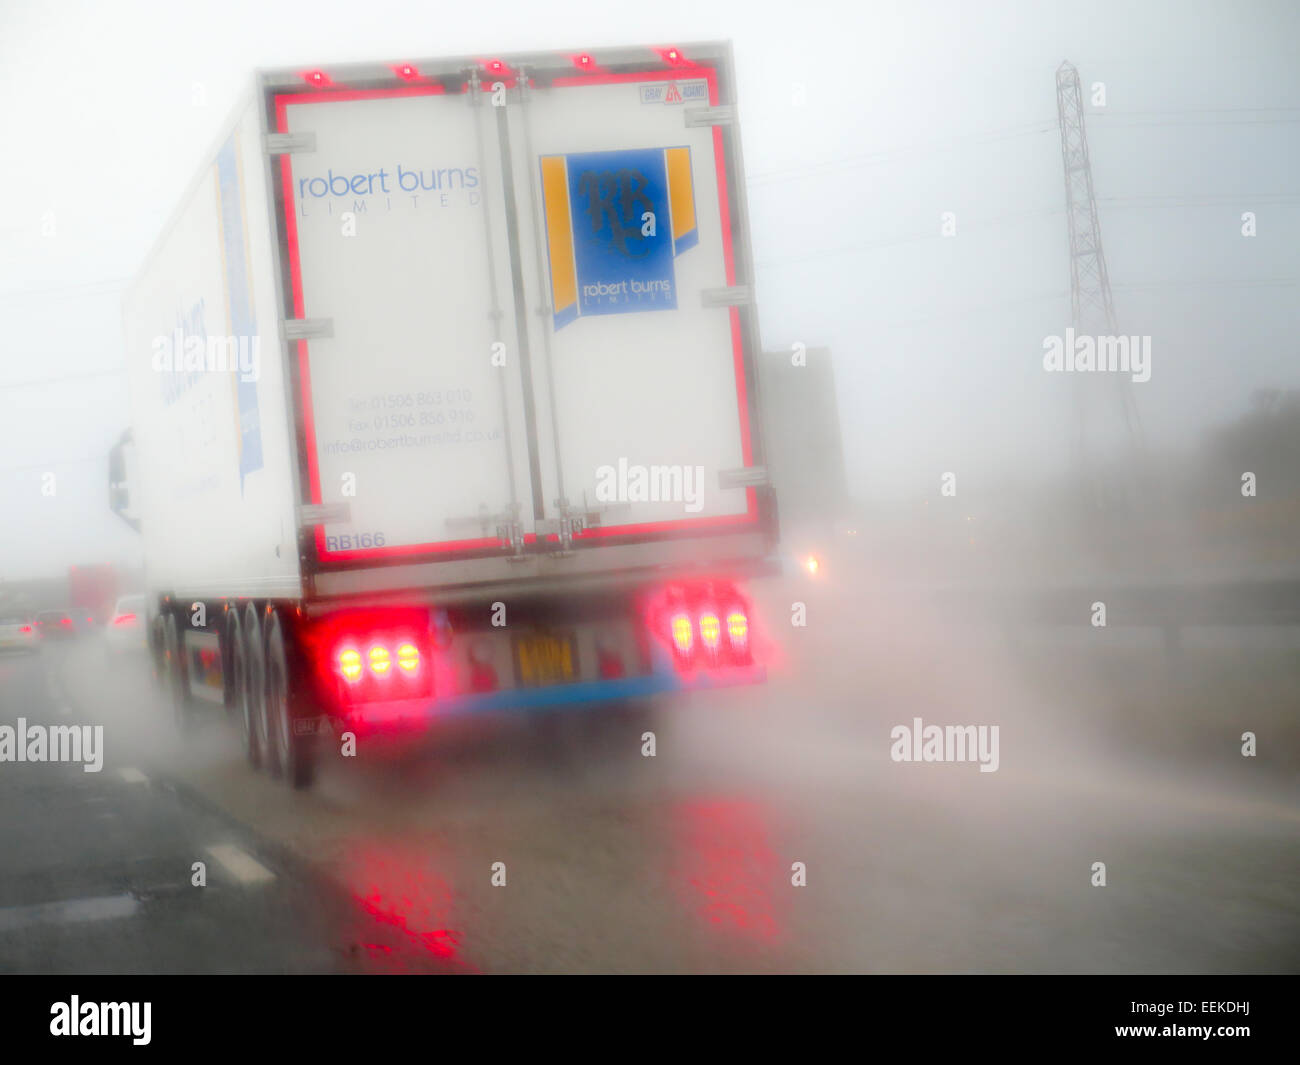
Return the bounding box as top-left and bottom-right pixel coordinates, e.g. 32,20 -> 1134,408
34,608 -> 94,641
104,594 -> 148,655
0,614 -> 38,653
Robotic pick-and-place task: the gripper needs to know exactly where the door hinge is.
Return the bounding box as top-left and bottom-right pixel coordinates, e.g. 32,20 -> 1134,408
701,285 -> 752,308
297,501 -> 351,526
719,466 -> 770,490
684,105 -> 735,128
447,506 -> 527,557
284,318 -> 334,342
264,131 -> 317,155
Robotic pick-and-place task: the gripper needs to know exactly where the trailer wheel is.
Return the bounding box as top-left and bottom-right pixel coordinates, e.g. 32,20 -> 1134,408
149,615 -> 167,692
240,604 -> 265,769
222,608 -> 242,717
162,612 -> 194,734
264,610 -> 315,790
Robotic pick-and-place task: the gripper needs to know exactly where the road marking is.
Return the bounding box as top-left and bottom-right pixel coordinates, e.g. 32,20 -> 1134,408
118,767 -> 149,784
207,844 -> 275,885
0,893 -> 138,932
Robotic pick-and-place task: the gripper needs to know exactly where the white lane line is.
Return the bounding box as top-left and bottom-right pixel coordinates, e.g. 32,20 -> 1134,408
118,767 -> 149,784
207,844 -> 276,885
0,893 -> 138,932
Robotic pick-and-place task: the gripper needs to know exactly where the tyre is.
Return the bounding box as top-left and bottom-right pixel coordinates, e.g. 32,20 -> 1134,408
263,610 -> 316,790
240,603 -> 265,769
223,608 -> 243,717
162,612 -> 195,734
149,615 -> 167,692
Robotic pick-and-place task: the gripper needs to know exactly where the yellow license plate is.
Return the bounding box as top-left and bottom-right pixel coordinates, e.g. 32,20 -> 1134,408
513,631 -> 577,687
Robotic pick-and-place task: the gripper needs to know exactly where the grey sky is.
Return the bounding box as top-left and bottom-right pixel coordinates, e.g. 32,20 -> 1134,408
2,0 -> 1297,577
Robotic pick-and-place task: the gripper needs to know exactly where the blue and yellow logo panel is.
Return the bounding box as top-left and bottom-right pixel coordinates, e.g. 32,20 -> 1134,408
540,146 -> 698,330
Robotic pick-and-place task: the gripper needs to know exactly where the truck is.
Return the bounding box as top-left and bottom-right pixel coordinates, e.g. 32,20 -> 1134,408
118,43 -> 778,788
758,346 -> 849,552
67,564 -> 118,625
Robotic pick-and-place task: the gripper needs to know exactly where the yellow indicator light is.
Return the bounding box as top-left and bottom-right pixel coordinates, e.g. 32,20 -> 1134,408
727,612 -> 748,645
699,612 -> 720,649
339,648 -> 362,682
671,614 -> 693,653
397,642 -> 420,672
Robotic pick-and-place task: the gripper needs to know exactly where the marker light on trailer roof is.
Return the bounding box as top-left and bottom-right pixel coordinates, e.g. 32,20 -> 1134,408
302,69 -> 332,87
660,46 -> 688,66
394,63 -> 420,81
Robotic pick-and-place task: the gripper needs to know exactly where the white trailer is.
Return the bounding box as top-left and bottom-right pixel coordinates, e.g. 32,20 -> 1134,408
120,43 -> 777,787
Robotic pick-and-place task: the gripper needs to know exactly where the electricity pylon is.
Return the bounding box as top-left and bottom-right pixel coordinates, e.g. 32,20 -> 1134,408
1055,61 -> 1144,509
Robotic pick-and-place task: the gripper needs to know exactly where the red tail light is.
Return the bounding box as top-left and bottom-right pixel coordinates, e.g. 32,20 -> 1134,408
112,613 -> 137,626
19,625 -> 32,634
308,607 -> 434,703
60,618 -> 72,628
470,661 -> 497,692
597,644 -> 625,679
649,581 -> 755,671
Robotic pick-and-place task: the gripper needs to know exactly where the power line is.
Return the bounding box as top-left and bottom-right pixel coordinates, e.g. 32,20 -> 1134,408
1091,107 -> 1300,125
0,367 -> 126,391
0,455 -> 105,473
0,278 -> 128,304
746,119 -> 1057,186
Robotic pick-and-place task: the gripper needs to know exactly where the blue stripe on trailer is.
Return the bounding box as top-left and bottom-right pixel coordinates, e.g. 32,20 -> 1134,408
341,664 -> 765,725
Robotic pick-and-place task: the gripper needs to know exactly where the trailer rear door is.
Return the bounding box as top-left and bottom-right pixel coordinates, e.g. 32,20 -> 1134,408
274,85 -> 536,563
506,66 -> 761,545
